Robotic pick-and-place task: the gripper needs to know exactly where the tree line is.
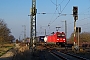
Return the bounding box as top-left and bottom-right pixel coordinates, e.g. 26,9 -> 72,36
69,32 -> 90,43
0,19 -> 15,43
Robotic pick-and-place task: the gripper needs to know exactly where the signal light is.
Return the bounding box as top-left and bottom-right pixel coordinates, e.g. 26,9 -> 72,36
73,6 -> 78,20
73,6 -> 78,16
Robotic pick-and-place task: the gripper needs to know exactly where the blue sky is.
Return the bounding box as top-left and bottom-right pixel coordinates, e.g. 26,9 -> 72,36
0,0 -> 90,40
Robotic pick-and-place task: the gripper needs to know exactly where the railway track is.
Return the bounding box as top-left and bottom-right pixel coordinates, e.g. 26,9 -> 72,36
50,50 -> 89,60
11,44 -> 90,60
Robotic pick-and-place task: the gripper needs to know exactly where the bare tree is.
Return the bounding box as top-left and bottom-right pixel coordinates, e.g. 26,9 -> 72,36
69,32 -> 90,43
0,19 -> 15,43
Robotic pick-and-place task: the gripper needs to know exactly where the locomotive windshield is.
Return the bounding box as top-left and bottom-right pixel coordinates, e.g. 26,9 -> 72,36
57,34 -> 65,38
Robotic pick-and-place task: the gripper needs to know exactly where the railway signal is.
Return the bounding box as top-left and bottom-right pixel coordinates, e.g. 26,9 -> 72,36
73,7 -> 78,16
76,27 -> 81,49
73,6 -> 78,20
73,6 -> 79,50
76,27 -> 81,33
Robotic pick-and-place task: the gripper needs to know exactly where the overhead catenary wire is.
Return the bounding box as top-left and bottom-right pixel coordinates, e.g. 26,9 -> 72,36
68,16 -> 90,25
48,0 -> 70,26
52,1 -> 90,29
48,0 -> 59,26
38,0 -> 90,35
68,6 -> 90,25
67,13 -> 90,33
50,0 -> 65,13
67,16 -> 90,33
45,0 -> 70,35
67,6 -> 90,26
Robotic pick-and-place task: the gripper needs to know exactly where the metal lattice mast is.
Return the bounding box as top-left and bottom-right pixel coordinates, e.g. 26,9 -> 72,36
30,0 -> 36,47
22,25 -> 26,41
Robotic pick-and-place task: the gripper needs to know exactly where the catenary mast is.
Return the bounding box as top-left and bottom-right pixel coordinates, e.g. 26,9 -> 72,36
30,0 -> 36,48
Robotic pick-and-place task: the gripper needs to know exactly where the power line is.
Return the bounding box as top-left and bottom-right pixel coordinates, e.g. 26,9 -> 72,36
68,5 -> 90,25
79,22 -> 90,27
56,0 -> 64,12
50,0 -> 57,5
67,17 -> 90,33
68,16 -> 90,26
48,0 -> 60,26
48,0 -> 70,26
50,0 -> 65,13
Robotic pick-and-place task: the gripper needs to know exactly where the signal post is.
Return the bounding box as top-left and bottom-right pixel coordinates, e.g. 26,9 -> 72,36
73,6 -> 78,51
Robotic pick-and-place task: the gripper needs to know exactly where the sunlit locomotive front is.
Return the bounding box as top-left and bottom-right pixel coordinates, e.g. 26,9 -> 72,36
56,32 -> 66,45
45,32 -> 66,46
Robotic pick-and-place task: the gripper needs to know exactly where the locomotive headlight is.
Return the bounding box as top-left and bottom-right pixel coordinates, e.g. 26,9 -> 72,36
57,39 -> 59,40
63,39 -> 65,40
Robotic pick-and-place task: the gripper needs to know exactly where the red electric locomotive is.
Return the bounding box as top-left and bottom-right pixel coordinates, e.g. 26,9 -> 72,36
45,32 -> 66,46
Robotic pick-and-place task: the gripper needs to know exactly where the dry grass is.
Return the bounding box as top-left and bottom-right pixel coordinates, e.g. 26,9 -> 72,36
2,43 -> 14,47
18,46 -> 29,53
0,43 -> 14,56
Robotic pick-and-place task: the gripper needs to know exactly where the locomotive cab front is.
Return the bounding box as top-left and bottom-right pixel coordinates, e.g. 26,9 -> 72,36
56,32 -> 66,46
